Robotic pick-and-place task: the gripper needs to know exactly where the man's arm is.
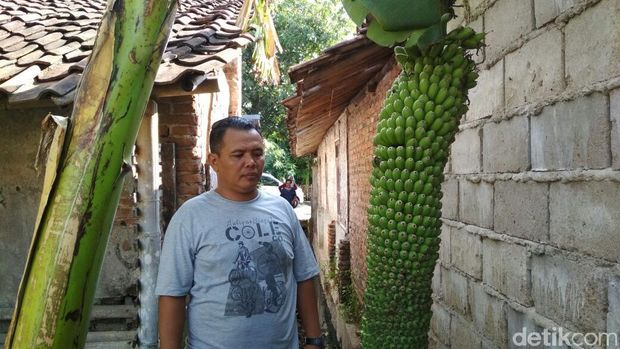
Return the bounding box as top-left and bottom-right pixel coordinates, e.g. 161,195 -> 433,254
159,295 -> 186,349
297,278 -> 322,348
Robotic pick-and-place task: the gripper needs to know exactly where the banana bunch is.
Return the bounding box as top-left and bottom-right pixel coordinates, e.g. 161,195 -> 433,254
361,26 -> 484,349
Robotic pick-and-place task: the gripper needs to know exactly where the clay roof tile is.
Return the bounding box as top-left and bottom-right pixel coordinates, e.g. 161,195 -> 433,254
0,0 -> 254,105
2,39 -> 29,53
0,34 -> 23,48
16,48 -> 44,66
4,43 -> 37,60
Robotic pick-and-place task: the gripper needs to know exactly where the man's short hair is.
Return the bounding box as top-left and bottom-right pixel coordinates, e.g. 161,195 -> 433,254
209,117 -> 262,154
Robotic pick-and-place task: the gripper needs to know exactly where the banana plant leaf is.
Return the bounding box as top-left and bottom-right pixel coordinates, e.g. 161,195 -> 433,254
4,0 -> 177,348
342,0 -> 454,49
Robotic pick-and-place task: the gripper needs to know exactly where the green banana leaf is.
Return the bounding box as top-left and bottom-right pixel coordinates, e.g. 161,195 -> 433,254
342,0 -> 454,49
359,0 -> 444,30
4,0 -> 177,348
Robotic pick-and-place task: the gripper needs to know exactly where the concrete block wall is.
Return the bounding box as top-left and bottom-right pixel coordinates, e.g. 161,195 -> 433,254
0,105 -> 70,308
432,1 -> 620,348
0,103 -> 142,304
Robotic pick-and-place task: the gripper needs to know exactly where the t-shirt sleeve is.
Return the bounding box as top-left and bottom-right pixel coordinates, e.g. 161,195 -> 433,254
155,210 -> 195,296
290,210 -> 319,282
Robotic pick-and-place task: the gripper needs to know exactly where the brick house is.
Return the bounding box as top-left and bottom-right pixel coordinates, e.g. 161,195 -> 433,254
0,0 -> 252,346
284,1 -> 620,348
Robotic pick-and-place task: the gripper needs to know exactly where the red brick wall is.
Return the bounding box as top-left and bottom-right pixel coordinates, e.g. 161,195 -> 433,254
115,179 -> 138,226
347,62 -> 400,300
158,95 -> 210,205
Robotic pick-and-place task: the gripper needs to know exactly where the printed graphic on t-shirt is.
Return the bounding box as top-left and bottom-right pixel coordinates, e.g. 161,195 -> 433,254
224,219 -> 290,317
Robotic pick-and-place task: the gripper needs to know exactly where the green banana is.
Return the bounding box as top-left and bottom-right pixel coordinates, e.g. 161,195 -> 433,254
361,26 -> 483,348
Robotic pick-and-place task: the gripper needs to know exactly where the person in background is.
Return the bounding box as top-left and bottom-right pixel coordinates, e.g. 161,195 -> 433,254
156,117 -> 323,349
279,176 -> 299,207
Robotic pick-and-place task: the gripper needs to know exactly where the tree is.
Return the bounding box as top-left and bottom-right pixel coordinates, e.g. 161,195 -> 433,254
263,139 -> 297,179
242,0 -> 355,183
4,1 -> 177,347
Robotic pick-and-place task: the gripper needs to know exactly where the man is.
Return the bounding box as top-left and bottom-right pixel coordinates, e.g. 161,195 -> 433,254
156,117 -> 323,349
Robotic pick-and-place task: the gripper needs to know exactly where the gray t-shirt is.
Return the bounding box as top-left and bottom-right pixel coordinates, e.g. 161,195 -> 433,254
155,190 -> 319,349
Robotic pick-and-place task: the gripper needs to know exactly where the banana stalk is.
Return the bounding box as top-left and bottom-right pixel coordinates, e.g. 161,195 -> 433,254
4,0 -> 177,348
340,1 -> 484,348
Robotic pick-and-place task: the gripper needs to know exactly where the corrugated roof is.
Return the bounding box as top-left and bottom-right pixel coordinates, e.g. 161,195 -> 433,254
0,0 -> 254,106
283,33 -> 393,156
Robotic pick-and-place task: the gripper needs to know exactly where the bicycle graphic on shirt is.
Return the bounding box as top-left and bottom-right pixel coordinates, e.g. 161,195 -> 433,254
229,241 -> 257,283
255,240 -> 286,313
227,241 -> 259,317
226,238 -> 287,316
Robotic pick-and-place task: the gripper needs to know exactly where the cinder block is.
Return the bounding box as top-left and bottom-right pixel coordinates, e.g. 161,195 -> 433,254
439,224 -> 452,266
485,0 -> 534,62
428,336 -> 450,349
506,308 -> 531,349
482,239 -> 531,305
550,181 -> 620,262
506,308 -> 567,349
566,0 -> 620,88
431,303 -> 452,346
609,277 -> 620,349
432,262 -> 442,299
441,266 -> 470,318
494,181 -> 549,242
451,128 -> 482,174
531,253 -> 608,333
481,340 -> 500,349
483,116 -> 529,173
531,93 -> 610,170
468,0 -> 487,17
467,16 -> 485,65
470,283 -> 507,347
450,228 -> 482,279
459,179 -> 494,229
505,28 -> 564,109
534,0 -> 580,27
441,177 -> 459,220
451,314 -> 482,349
447,0 -> 465,32
467,60 -> 503,122
508,317 -> 574,348
612,88 -> 620,170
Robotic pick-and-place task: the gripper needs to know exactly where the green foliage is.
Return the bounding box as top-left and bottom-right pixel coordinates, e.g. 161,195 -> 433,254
327,259 -> 337,280
263,139 -> 295,180
339,280 -> 362,325
243,0 -> 355,183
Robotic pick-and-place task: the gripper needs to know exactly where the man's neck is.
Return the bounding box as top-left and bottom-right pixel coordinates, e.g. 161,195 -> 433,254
215,188 -> 258,202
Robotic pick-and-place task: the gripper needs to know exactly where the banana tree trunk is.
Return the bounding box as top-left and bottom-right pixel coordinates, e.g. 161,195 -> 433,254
4,0 -> 177,348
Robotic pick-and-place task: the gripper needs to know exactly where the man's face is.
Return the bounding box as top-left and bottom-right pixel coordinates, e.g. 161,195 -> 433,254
208,128 -> 265,201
